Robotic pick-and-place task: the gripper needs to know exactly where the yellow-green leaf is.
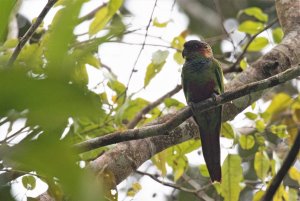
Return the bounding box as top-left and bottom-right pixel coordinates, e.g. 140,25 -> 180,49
152,152 -> 167,177
263,93 -> 292,121
247,37 -> 269,52
245,112 -> 257,120
173,51 -> 184,65
240,58 -> 248,70
273,184 -> 288,201
253,190 -> 264,201
199,164 -> 209,177
144,50 -> 169,87
289,167 -> 300,184
153,17 -> 170,28
164,98 -> 185,109
221,122 -> 235,139
239,135 -> 255,150
272,27 -> 284,44
288,188 -> 298,201
221,154 -> 244,201
238,20 -> 264,34
254,150 -> 270,180
0,0 -> 17,42
89,0 -> 123,36
255,119 -> 265,132
270,125 -> 288,138
89,6 -> 109,35
3,38 -> 18,49
241,7 -> 268,22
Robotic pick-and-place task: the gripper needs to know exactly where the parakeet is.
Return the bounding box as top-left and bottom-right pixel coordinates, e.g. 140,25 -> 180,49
181,40 -> 224,182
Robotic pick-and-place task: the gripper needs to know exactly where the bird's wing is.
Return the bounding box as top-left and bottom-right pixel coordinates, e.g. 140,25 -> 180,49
213,59 -> 224,93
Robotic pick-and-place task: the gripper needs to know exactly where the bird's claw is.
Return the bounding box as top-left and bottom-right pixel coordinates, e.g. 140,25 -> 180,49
188,102 -> 196,113
211,92 -> 218,104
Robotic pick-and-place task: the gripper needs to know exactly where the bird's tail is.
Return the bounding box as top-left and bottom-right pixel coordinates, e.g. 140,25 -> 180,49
194,106 -> 222,182
199,126 -> 221,182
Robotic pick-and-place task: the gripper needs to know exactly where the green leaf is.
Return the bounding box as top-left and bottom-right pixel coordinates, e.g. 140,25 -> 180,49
238,20 -> 264,34
254,150 -> 270,180
107,79 -> 126,96
270,125 -> 288,138
239,135 -> 255,150
173,51 -> 184,65
3,38 -> 18,49
247,37 -> 269,52
22,175 -> 36,190
272,27 -> 284,44
288,188 -> 298,201
263,93 -> 292,121
89,0 -> 123,35
255,119 -> 265,132
152,151 -> 168,177
171,32 -> 186,50
89,6 -> 109,35
239,58 -> 248,70
241,7 -> 268,22
221,154 -> 244,201
144,50 -> 169,87
0,69 -> 100,130
221,122 -> 235,139
153,17 -> 170,28
164,98 -> 185,109
244,112 -> 257,120
0,0 -> 17,42
199,164 -> 209,177
253,190 -> 265,201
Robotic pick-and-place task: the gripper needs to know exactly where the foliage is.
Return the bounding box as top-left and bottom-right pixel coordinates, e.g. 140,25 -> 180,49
0,1 -> 298,201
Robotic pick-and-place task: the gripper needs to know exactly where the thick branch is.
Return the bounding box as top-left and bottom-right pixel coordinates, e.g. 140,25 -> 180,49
75,65 -> 300,153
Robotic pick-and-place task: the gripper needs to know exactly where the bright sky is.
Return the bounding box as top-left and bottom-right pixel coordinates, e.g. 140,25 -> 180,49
9,0 -> 279,200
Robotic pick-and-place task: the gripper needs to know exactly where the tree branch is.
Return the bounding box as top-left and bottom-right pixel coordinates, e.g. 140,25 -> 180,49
135,170 -> 206,194
6,0 -> 57,66
74,65 -> 300,153
126,85 -> 182,129
262,129 -> 300,201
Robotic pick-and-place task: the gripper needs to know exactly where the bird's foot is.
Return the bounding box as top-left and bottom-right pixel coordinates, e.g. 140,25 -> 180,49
188,102 -> 197,113
211,92 -> 219,104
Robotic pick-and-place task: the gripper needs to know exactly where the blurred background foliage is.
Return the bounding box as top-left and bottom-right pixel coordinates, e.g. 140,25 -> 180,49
0,0 -> 298,201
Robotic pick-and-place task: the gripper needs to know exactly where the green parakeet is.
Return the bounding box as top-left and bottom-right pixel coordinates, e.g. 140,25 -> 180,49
181,40 -> 224,182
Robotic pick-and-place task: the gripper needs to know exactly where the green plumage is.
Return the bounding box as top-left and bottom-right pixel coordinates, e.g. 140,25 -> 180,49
181,40 -> 224,182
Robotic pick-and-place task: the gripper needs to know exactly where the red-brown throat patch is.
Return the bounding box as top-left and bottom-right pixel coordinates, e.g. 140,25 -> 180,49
199,49 -> 213,58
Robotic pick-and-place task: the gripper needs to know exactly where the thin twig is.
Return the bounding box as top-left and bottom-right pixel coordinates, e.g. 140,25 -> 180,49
109,41 -> 181,51
212,0 -> 236,53
124,0 -> 158,97
262,129 -> 300,201
181,173 -> 214,201
6,0 -> 57,66
135,170 -> 208,194
229,18 -> 278,71
74,64 -> 300,153
78,3 -> 107,23
126,85 -> 182,129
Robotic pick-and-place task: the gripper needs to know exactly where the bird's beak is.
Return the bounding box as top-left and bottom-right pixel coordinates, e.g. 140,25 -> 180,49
182,49 -> 186,59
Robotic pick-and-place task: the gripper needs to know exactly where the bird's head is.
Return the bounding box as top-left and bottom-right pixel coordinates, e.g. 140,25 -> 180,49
182,40 -> 213,60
